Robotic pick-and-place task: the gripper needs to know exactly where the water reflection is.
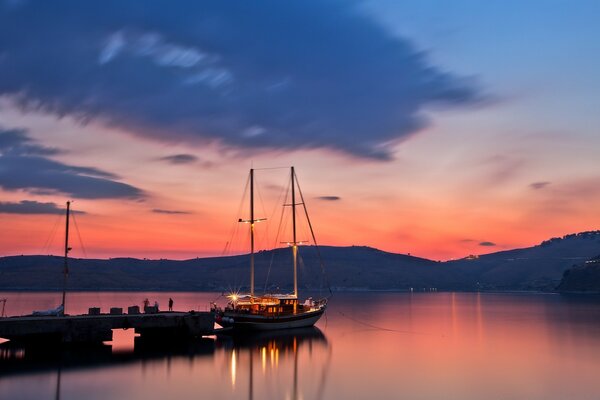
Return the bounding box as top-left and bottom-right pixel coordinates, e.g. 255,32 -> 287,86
3,292 -> 600,400
217,327 -> 330,400
0,326 -> 330,400
0,337 -> 215,377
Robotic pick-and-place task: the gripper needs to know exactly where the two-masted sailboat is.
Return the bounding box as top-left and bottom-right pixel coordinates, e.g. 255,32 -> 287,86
213,167 -> 328,331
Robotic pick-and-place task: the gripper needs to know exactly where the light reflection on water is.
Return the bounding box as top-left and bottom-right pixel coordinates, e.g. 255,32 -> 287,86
1,292 -> 600,399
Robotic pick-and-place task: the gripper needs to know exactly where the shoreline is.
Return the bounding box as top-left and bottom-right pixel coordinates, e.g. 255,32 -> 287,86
1,288 -> 595,295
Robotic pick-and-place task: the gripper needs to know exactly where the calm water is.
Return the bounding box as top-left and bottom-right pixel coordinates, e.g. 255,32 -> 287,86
1,291 -> 600,400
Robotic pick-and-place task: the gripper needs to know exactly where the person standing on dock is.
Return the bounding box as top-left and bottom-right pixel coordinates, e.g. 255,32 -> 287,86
168,298 -> 173,311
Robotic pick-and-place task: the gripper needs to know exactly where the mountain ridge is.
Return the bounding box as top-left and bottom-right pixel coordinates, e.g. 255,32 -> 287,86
1,231 -> 599,292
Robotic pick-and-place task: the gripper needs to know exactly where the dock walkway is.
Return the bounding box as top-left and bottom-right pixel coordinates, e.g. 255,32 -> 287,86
0,311 -> 215,343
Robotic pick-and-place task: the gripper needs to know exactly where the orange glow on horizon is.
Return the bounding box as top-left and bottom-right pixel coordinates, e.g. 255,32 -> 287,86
1,131 -> 599,261
1,197 -> 599,261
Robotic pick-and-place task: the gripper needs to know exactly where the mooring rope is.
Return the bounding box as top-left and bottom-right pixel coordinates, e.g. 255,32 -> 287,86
336,310 -> 433,336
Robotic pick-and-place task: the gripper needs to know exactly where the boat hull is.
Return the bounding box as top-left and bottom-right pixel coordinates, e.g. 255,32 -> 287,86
217,308 -> 325,331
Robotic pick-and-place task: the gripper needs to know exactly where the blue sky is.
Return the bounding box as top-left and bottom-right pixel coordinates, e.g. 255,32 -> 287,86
369,0 -> 600,134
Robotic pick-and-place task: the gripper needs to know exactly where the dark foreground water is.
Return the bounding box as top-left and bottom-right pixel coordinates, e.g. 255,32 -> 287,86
1,291 -> 600,400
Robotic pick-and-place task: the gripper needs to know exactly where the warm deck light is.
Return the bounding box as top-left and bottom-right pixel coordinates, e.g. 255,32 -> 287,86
227,291 -> 240,303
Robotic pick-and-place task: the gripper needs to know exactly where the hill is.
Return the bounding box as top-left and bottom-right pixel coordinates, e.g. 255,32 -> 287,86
557,255 -> 600,293
448,231 -> 600,291
0,231 -> 599,292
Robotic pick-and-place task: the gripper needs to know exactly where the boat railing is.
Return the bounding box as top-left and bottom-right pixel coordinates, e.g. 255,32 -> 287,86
313,298 -> 328,309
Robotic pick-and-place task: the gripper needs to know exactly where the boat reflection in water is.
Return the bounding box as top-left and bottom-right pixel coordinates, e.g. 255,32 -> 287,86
0,326 -> 330,400
216,327 -> 331,400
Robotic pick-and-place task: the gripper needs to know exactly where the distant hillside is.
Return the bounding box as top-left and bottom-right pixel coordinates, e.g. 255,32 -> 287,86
448,231 -> 600,291
557,255 -> 600,293
0,246 -> 453,291
1,231 -> 599,292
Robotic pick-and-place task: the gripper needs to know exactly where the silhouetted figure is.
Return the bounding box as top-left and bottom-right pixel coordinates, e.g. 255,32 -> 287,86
168,297 -> 173,311
154,300 -> 159,311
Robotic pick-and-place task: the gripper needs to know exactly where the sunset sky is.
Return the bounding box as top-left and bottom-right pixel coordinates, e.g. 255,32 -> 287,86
1,0 -> 599,260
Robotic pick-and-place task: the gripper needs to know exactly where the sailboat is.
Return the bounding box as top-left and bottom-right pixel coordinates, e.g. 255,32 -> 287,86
213,167 -> 328,331
32,200 -> 71,317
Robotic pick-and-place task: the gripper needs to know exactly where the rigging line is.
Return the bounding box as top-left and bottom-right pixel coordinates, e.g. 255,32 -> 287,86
225,215 -> 243,256
267,176 -> 290,246
211,292 -> 225,304
262,175 -> 288,289
252,166 -> 290,171
223,221 -> 240,256
253,174 -> 270,252
44,213 -> 63,254
298,218 -> 314,277
263,177 -> 291,292
336,310 -> 430,336
40,213 -> 63,255
221,241 -> 230,256
223,173 -> 251,256
294,171 -> 333,297
71,211 -> 88,259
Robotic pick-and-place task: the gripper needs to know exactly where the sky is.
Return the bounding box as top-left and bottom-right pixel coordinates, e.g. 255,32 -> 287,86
0,0 -> 599,260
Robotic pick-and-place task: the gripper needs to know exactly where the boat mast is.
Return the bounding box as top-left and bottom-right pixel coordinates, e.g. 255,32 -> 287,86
239,169 -> 265,297
250,169 -> 255,297
291,167 -> 298,298
61,201 -> 70,314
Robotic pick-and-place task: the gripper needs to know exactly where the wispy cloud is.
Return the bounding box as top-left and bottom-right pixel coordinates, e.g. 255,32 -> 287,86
0,128 -> 144,199
152,208 -> 191,215
479,241 -> 496,247
530,181 -> 551,190
316,196 -> 341,201
158,154 -> 198,165
0,0 -> 484,160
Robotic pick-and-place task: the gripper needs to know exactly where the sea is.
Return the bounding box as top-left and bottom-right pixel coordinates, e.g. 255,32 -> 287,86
1,291 -> 600,400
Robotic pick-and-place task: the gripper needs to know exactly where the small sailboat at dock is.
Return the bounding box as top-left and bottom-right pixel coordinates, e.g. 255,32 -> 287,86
32,200 -> 71,317
213,167 -> 328,331
0,201 -> 215,344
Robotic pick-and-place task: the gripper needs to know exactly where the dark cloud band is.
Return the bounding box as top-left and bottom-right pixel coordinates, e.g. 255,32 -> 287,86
0,200 -> 84,215
0,128 -> 144,199
0,0 -> 483,160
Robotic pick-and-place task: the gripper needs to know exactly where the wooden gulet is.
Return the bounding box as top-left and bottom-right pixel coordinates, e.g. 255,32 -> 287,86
213,167 -> 328,331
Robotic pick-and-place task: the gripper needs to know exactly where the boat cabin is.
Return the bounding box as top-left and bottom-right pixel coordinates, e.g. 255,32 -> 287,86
226,295 -> 301,315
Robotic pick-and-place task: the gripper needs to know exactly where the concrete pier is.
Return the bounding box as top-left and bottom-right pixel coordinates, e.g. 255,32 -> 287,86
0,311 -> 215,343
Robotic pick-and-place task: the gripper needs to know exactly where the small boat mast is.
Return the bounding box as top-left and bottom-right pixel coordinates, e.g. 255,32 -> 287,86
61,200 -> 71,315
